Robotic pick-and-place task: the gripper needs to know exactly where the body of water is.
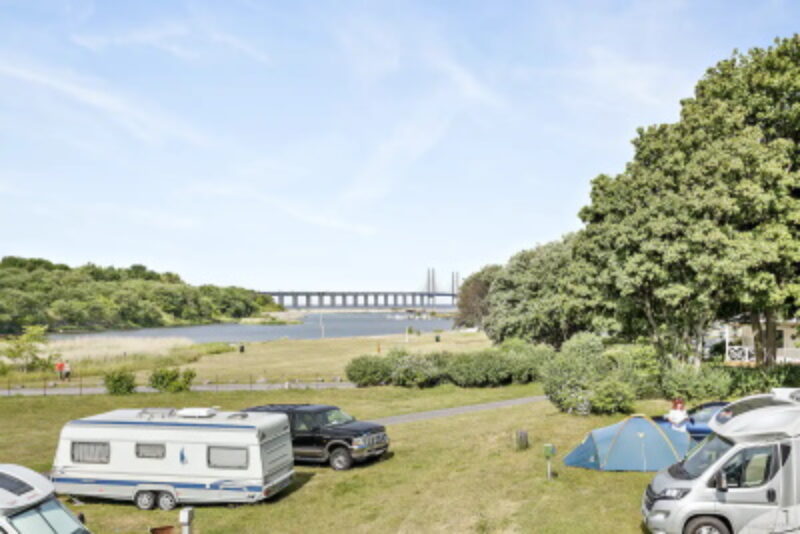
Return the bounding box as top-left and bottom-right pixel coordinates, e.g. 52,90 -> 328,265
50,312 -> 454,344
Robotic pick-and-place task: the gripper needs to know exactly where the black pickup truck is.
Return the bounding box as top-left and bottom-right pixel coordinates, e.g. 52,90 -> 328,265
243,404 -> 390,470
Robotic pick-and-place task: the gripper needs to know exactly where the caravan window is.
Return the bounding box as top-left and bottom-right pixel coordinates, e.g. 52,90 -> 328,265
136,443 -> 166,459
208,446 -> 248,469
71,442 -> 110,464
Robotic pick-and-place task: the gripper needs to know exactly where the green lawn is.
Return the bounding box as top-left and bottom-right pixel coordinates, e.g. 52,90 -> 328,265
5,330 -> 492,387
0,385 -> 668,533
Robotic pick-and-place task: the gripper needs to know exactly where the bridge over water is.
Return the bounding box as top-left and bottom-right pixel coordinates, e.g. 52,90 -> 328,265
264,269 -> 460,308
262,291 -> 456,308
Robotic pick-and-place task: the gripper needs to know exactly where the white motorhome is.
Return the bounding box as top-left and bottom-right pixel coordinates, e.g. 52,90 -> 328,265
51,407 -> 294,510
642,388 -> 800,534
0,464 -> 90,534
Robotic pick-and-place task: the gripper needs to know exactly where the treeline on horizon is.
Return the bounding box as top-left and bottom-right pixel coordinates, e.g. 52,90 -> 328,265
458,35 -> 800,365
0,256 -> 274,334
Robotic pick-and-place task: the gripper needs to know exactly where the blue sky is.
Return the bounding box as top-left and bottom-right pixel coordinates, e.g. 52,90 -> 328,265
1,1 -> 798,291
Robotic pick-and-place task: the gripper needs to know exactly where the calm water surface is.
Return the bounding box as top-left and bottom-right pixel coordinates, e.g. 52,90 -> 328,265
50,312 -> 454,343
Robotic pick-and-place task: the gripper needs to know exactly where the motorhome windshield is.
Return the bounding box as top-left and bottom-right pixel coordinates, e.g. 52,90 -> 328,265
669,433 -> 734,480
7,496 -> 88,534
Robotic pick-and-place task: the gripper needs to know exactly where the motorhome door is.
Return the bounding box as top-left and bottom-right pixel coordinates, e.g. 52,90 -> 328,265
715,444 -> 781,533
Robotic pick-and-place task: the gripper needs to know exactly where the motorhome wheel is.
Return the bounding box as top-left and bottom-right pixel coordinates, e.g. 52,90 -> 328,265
157,491 -> 177,511
134,491 -> 156,510
684,516 -> 730,534
329,447 -> 353,470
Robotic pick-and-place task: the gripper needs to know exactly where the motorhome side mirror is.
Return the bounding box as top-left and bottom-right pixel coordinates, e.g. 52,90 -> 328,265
78,512 -> 86,524
715,471 -> 728,492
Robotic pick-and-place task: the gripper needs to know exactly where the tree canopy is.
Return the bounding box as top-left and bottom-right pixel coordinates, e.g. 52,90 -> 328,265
0,256 -> 273,334
454,264 -> 501,329
484,35 -> 800,362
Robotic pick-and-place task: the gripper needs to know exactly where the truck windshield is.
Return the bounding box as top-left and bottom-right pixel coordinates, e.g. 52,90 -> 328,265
8,496 -> 88,534
670,433 -> 734,480
319,409 -> 355,427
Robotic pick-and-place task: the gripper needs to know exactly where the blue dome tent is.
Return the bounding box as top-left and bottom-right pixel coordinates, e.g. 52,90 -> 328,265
564,415 -> 691,471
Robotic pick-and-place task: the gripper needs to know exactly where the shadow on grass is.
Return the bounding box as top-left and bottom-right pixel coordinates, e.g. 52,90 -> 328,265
67,472 -> 316,511
294,450 -> 395,471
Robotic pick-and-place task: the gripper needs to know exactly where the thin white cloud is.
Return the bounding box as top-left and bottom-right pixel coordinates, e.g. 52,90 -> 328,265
208,30 -> 270,65
0,58 -> 210,145
185,181 -> 375,236
88,203 -> 198,231
71,23 -> 198,60
72,21 -> 269,65
341,102 -> 455,204
425,50 -> 504,108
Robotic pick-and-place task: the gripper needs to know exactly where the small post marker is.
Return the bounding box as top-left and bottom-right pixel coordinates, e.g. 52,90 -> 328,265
544,444 -> 556,480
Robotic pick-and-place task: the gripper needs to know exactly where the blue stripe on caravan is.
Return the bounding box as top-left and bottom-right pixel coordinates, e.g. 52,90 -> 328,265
53,477 -> 262,492
69,420 -> 256,430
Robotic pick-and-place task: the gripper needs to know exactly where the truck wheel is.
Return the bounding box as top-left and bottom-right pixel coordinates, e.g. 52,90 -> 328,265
684,516 -> 730,534
157,491 -> 177,511
134,491 -> 156,510
329,447 -> 353,470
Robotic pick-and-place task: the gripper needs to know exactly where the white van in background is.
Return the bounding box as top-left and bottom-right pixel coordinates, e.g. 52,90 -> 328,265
51,407 -> 294,510
0,464 -> 89,534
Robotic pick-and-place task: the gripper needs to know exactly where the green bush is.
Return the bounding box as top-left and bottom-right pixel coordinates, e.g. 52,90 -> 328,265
603,344 -> 662,398
345,355 -> 392,387
446,350 -> 512,387
148,367 -> 197,393
661,363 -> 732,401
725,365 -> 800,396
498,339 -> 555,383
590,375 -> 636,414
541,332 -> 607,415
390,353 -> 445,388
104,369 -> 136,395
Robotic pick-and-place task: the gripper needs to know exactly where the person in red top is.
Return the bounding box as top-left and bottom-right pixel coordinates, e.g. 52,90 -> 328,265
55,361 -> 65,381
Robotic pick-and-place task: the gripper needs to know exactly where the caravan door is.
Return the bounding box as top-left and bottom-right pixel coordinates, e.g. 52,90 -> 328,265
715,444 -> 781,533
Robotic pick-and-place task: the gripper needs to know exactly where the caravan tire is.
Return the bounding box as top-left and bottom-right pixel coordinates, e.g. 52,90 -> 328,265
134,491 -> 156,510
684,516 -> 730,534
157,491 -> 177,511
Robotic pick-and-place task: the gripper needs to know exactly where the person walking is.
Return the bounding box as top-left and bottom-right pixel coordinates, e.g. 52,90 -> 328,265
55,360 -> 65,381
63,361 -> 72,382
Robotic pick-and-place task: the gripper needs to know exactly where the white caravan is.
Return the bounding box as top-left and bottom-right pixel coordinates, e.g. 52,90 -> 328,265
642,388 -> 800,534
0,463 -> 90,534
51,407 -> 294,510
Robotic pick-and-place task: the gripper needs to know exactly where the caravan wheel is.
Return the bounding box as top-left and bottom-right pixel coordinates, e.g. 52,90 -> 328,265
134,491 -> 156,510
157,491 -> 177,511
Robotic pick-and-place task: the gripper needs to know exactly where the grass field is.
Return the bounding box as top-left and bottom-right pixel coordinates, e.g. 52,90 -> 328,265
0,384 -> 665,533
3,331 -> 492,387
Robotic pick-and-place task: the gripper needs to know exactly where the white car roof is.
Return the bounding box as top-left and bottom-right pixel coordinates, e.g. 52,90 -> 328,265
0,464 -> 53,516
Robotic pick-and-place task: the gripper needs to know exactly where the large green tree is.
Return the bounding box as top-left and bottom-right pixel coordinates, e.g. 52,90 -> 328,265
454,265 -> 502,329
578,36 -> 800,362
484,235 -> 599,348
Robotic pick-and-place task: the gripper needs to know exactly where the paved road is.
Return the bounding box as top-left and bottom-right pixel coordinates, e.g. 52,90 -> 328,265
370,395 -> 547,425
0,381 -> 356,397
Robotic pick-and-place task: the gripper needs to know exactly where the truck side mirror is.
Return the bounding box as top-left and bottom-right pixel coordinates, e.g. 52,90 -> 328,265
715,471 -> 728,492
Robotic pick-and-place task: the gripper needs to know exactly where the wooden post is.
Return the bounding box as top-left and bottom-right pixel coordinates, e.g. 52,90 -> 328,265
43,377 -> 47,396
79,374 -> 82,396
514,430 -> 529,451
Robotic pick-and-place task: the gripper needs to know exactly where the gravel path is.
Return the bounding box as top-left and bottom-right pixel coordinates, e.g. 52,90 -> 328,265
370,395 -> 547,425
